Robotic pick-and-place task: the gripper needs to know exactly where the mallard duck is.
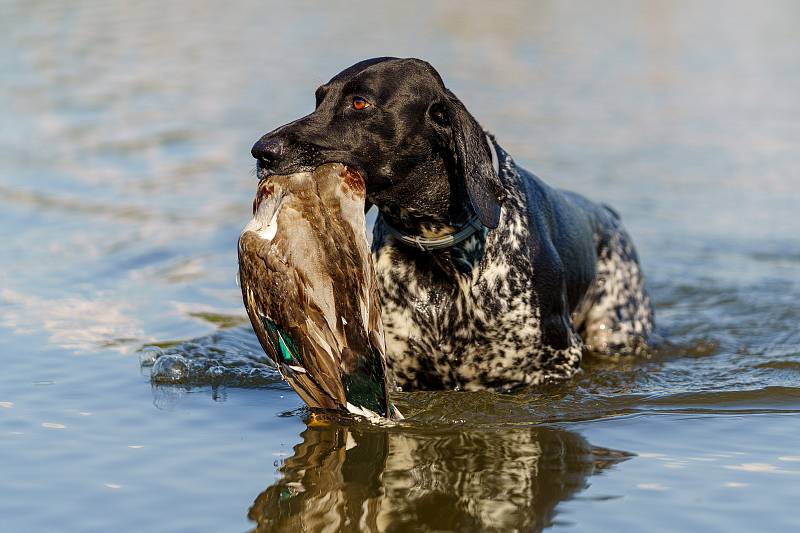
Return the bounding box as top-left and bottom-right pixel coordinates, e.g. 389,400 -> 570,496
238,163 -> 400,421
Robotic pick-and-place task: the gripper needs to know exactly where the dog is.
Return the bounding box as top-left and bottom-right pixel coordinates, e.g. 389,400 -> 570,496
251,57 -> 654,392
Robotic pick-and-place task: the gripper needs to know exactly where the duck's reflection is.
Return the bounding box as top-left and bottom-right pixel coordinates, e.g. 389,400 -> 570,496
248,423 -> 631,532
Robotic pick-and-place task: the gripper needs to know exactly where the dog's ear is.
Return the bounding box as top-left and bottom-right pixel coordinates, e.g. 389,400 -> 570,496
429,91 -> 506,228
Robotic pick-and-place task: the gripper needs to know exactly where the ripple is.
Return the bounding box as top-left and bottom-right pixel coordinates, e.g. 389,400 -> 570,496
141,327 -> 283,388
391,383 -> 800,429
754,360 -> 800,371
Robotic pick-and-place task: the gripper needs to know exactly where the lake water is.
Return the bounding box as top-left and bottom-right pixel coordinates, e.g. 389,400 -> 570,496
2,1 -> 799,531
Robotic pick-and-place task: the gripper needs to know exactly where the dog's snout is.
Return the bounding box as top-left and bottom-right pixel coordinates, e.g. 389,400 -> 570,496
251,137 -> 286,165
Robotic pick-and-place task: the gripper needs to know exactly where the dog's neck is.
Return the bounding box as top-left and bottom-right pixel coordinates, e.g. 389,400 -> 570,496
377,135 -> 500,251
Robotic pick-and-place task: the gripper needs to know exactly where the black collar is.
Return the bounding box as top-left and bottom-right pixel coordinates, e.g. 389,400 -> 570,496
381,134 -> 500,252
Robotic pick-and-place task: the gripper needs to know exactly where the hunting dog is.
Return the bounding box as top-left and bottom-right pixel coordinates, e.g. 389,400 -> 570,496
251,57 -> 654,391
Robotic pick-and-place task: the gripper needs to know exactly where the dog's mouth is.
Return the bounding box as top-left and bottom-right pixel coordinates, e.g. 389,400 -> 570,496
253,163 -> 366,214
254,159 -> 275,182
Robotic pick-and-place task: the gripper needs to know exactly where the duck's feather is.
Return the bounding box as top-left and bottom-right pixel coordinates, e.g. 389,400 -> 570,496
238,163 -> 398,420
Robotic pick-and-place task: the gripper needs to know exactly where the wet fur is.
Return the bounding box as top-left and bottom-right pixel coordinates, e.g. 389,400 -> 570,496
251,58 -> 654,392
372,139 -> 653,391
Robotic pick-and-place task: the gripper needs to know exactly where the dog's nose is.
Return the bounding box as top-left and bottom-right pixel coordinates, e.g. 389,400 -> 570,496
251,137 -> 286,166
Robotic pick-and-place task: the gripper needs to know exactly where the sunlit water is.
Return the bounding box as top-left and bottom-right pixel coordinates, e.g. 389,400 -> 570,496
2,1 -> 800,531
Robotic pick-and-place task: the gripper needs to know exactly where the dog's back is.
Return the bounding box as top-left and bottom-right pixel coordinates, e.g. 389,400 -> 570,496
373,141 -> 653,391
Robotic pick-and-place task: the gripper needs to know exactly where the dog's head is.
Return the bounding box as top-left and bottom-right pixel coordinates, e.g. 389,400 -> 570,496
251,57 -> 506,229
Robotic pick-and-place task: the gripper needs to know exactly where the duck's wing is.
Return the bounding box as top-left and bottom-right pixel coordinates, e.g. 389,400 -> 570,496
239,231 -> 347,411
320,215 -> 393,420
314,164 -> 396,419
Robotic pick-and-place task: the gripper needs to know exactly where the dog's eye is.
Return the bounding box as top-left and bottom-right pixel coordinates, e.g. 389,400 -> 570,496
352,96 -> 370,110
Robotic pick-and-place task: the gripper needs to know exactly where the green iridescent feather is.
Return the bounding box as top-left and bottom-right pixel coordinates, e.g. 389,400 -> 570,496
342,346 -> 388,416
262,316 -> 388,416
262,317 -> 302,366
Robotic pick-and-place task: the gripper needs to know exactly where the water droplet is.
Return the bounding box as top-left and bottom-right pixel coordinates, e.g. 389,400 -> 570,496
138,346 -> 163,367
151,354 -> 189,384
206,365 -> 225,382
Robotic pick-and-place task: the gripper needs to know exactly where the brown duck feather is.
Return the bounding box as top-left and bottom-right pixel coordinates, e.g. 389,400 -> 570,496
238,163 -> 399,420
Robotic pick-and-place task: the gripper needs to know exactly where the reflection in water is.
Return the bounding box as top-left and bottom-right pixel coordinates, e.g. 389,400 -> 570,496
249,424 -> 631,532
0,287 -> 147,354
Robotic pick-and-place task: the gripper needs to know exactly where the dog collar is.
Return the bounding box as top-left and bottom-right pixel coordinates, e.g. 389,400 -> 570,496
382,214 -> 486,251
381,135 -> 500,252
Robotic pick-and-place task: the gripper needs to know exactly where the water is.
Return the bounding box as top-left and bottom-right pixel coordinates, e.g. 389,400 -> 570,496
1,1 -> 799,531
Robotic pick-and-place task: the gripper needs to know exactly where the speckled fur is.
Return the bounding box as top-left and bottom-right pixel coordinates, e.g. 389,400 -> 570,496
373,139 -> 654,392
571,212 -> 654,357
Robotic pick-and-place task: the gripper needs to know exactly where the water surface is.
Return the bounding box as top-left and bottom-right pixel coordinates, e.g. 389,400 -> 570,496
2,1 -> 800,531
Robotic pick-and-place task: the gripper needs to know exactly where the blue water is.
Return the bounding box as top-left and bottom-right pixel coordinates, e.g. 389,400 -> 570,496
2,1 -> 800,531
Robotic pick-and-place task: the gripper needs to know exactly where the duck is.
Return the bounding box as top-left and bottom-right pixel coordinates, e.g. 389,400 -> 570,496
238,162 -> 401,421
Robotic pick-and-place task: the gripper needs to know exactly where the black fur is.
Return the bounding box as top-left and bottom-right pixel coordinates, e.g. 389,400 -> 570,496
252,57 -> 654,391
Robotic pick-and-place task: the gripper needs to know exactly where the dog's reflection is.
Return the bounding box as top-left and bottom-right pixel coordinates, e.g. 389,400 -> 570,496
248,423 -> 631,532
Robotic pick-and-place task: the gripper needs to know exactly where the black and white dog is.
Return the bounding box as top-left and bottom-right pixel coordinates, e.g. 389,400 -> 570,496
251,57 -> 654,392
